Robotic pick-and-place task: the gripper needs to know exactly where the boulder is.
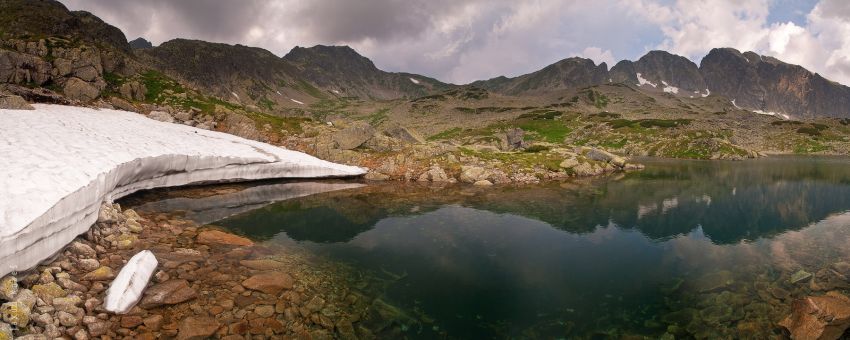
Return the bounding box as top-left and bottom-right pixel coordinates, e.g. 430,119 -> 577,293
417,165 -> 451,182
63,77 -> 100,102
559,158 -> 579,169
196,230 -> 254,246
585,148 -> 627,168
242,272 -> 294,295
109,97 -> 136,112
148,110 -> 175,123
119,81 -> 147,101
506,128 -> 525,149
333,122 -> 375,150
73,66 -> 99,82
139,279 -> 197,308
459,166 -> 491,184
386,126 -> 425,144
779,291 -> 850,340
177,316 -> 220,340
2,84 -> 68,104
222,112 -> 261,140
0,94 -> 33,110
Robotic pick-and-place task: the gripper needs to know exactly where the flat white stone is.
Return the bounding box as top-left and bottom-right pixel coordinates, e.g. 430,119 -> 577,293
0,104 -> 365,277
104,250 -> 158,314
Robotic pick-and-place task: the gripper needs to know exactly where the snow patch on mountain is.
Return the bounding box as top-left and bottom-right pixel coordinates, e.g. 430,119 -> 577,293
636,73 -> 657,88
0,104 -> 364,278
290,99 -> 304,105
661,81 -> 679,94
409,77 -> 420,85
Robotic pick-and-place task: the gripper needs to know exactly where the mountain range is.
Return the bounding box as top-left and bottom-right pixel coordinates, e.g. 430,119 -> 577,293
1,0 -> 850,120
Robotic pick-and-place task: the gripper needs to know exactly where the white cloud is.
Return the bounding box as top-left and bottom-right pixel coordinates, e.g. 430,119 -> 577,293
578,47 -> 616,67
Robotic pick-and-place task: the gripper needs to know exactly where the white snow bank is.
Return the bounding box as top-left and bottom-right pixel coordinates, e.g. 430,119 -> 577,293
409,77 -> 420,85
636,73 -> 657,88
753,109 -> 790,120
104,250 -> 158,314
0,104 -> 365,278
701,89 -> 710,97
290,99 -> 304,105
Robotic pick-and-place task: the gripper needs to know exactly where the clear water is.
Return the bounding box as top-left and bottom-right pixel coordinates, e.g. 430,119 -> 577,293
131,156 -> 850,338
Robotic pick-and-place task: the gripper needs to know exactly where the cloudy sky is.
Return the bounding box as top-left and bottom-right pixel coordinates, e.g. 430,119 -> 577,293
59,0 -> 850,85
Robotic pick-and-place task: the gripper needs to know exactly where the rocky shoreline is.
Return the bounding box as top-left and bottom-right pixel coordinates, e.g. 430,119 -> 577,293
0,202 -> 415,339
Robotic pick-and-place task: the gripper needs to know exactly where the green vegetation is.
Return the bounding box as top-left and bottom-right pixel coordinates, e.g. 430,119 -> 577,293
295,80 -> 328,99
367,108 -> 390,125
607,119 -> 691,129
770,120 -> 803,126
427,127 -> 463,141
459,147 -> 563,172
517,119 -> 571,143
585,89 -> 609,109
518,109 -> 562,120
796,123 -> 829,136
258,97 -> 276,111
523,145 -> 550,153
141,70 -> 185,102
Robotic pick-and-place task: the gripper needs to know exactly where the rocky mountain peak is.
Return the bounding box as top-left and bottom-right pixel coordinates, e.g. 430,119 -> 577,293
129,37 -> 153,49
633,50 -> 706,93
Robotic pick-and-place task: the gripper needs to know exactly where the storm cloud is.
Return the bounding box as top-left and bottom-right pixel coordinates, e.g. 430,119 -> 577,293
59,0 -> 850,86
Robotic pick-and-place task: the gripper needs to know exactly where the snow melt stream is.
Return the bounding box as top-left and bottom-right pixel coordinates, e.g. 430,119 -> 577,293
0,104 -> 365,278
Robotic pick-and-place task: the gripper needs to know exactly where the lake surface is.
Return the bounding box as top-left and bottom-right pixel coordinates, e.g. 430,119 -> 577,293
129,156 -> 850,338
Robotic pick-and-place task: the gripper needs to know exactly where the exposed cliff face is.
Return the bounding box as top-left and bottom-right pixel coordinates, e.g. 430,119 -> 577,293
633,50 -> 707,94
699,47 -> 850,118
0,0 -> 130,52
609,60 -> 638,85
471,57 -> 609,95
129,38 -> 153,49
283,45 -> 449,100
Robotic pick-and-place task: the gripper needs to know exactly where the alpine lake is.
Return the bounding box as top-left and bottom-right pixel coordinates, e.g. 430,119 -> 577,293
123,155 -> 850,339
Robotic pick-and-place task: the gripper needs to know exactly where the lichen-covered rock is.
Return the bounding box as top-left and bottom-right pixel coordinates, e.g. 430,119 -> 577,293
82,266 -> 115,281
0,277 -> 18,300
0,322 -> 11,340
459,166 -> 491,184
1,301 -> 30,327
13,289 -> 36,310
333,122 -> 376,150
31,282 -> 66,303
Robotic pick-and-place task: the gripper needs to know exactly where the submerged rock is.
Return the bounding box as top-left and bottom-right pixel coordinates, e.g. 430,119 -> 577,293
196,230 -> 254,247
790,270 -> 813,284
779,291 -> 850,340
242,272 -> 294,295
177,316 -> 220,340
139,279 -> 197,308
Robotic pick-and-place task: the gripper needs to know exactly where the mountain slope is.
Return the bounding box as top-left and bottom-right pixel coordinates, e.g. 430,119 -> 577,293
471,57 -> 609,95
283,45 -> 450,100
700,47 -> 850,118
472,48 -> 850,118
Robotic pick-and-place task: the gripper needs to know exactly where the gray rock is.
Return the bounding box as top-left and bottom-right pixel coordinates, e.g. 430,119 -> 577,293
57,310 -> 79,327
73,66 -> 99,82
76,258 -> 101,272
0,94 -> 33,110
148,110 -> 175,123
118,81 -> 147,102
63,77 -> 100,102
417,165 -> 452,182
559,158 -> 579,169
506,128 -> 525,149
333,122 -> 376,150
109,97 -> 136,112
459,166 -> 491,184
386,126 -> 425,144
86,321 -> 110,337
68,242 -> 97,258
586,148 -> 626,168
